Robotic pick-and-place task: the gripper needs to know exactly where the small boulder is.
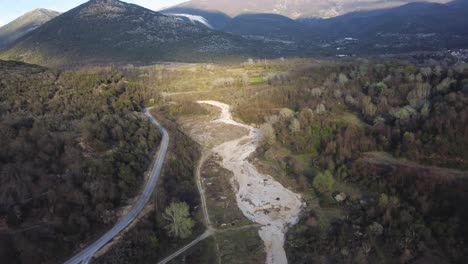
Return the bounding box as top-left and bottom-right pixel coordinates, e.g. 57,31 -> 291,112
334,192 -> 347,203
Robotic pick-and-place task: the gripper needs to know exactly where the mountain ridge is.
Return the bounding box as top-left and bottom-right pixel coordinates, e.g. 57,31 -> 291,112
170,0 -> 452,19
167,0 -> 468,55
0,0 -> 257,66
0,8 -> 60,49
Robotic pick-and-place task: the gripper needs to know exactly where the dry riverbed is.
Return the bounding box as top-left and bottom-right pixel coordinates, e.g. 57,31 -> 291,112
182,101 -> 304,264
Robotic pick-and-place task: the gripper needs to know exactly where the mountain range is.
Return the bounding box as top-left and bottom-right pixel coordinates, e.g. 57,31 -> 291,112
0,0 -> 259,66
166,0 -> 468,54
0,0 -> 467,66
0,9 -> 60,49
170,0 -> 452,19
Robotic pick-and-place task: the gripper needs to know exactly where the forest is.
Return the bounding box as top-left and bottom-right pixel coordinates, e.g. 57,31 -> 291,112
231,58 -> 468,263
0,60 -> 160,263
125,56 -> 468,263
1,54 -> 467,264
97,109 -> 205,263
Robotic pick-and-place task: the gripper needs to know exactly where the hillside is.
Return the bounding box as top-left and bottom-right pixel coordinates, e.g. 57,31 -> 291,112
171,0 -> 451,19
163,1 -> 468,56
303,1 -> 468,54
222,13 -> 310,42
2,0 -> 467,65
162,8 -> 231,29
101,56 -> 468,263
0,0 -> 257,66
0,60 -> 160,263
0,9 -> 60,49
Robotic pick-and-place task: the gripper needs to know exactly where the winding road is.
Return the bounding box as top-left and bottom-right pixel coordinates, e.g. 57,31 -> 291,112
64,108 -> 169,264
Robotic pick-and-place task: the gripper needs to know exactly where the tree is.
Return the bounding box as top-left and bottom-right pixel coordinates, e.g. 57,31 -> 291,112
362,96 -> 377,118
260,123 -> 276,146
289,118 -> 301,133
163,202 -> 194,239
338,73 -> 349,85
313,170 -> 335,193
368,222 -> 384,236
279,108 -> 294,120
378,193 -> 389,209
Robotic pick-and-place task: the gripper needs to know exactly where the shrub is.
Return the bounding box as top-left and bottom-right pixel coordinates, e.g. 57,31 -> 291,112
378,193 -> 389,209
313,170 -> 335,193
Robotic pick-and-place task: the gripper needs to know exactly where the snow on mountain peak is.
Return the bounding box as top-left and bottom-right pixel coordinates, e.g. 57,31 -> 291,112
168,13 -> 213,29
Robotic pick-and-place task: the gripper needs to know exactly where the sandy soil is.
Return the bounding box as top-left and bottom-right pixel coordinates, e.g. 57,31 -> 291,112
198,101 -> 304,264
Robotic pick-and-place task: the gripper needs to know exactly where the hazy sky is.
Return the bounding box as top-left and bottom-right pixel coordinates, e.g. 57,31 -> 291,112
0,0 -> 188,26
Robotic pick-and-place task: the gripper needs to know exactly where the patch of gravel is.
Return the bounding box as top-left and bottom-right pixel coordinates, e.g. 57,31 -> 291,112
198,101 -> 304,264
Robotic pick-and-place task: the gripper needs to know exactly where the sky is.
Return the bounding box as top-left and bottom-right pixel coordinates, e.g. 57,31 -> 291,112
0,0 -> 188,26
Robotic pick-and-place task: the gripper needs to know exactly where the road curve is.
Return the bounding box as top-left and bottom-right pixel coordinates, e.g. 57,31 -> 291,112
64,108 -> 169,264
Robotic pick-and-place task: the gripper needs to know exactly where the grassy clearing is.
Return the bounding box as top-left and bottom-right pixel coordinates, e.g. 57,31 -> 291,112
249,76 -> 266,85
167,236 -> 218,264
215,227 -> 265,264
202,154 -> 254,229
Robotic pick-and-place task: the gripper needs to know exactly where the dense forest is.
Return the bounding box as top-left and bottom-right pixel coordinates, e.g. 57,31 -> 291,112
235,59 -> 468,169
0,60 -> 160,264
229,59 -> 468,263
128,57 -> 468,263
97,108 -> 205,263
1,55 -> 467,264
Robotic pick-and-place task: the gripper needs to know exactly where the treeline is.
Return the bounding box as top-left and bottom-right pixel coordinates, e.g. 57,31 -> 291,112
0,61 -> 160,264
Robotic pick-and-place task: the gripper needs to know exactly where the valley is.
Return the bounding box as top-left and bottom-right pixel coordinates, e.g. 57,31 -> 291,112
1,54 -> 467,264
0,0 -> 467,264
191,100 -> 303,263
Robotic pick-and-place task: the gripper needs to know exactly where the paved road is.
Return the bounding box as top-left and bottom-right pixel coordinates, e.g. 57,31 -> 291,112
64,108 -> 169,264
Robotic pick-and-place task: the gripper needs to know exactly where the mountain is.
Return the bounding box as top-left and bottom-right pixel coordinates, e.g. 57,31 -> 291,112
309,0 -> 468,55
309,1 -> 468,40
0,9 -> 60,49
162,7 -> 231,30
164,0 -> 468,55
448,0 -> 468,9
0,0 -> 257,66
174,1 -> 468,55
170,0 -> 451,19
222,14 -> 310,42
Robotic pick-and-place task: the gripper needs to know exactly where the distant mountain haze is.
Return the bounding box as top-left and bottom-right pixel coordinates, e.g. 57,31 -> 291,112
0,0 -> 257,66
167,0 -> 468,54
172,0 -> 452,18
1,0 -> 467,66
0,9 -> 60,49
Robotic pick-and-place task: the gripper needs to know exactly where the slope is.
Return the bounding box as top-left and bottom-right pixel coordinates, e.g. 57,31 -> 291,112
0,0 -> 255,66
0,9 -> 60,49
171,0 -> 451,19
